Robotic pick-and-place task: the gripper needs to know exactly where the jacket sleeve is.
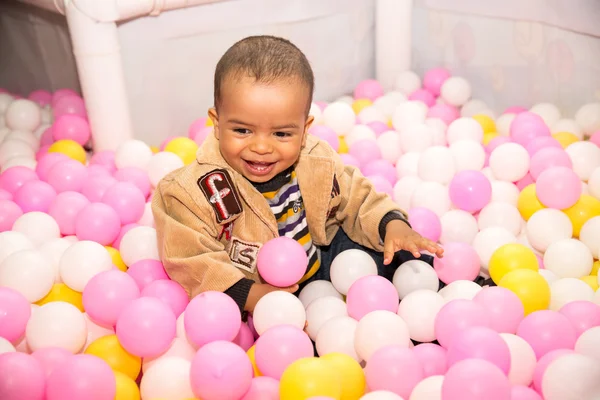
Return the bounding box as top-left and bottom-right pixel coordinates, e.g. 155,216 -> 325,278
151,176 -> 249,302
330,150 -> 410,251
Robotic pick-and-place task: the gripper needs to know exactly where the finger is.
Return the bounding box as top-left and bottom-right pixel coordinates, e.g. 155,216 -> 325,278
383,239 -> 396,265
408,242 -> 421,258
283,284 -> 299,293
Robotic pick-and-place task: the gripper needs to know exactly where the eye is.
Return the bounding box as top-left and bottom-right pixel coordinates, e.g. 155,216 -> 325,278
274,131 -> 292,138
233,128 -> 251,135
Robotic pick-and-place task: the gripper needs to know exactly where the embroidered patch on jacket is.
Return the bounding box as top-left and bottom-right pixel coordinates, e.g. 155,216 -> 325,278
198,170 -> 242,223
331,175 -> 340,198
228,238 -> 261,273
218,222 -> 234,241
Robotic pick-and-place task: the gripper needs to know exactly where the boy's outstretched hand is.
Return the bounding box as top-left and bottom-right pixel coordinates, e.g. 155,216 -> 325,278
383,219 -> 444,265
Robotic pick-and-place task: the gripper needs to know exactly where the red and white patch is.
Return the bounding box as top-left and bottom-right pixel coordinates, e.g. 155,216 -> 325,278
198,169 -> 242,223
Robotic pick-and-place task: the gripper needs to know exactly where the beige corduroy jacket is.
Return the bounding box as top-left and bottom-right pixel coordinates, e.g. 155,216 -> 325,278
151,133 -> 406,299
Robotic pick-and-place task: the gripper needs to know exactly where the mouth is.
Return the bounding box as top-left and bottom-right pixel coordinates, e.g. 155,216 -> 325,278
243,160 -> 277,176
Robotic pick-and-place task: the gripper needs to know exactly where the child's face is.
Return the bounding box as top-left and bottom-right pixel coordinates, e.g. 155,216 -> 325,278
209,76 -> 313,183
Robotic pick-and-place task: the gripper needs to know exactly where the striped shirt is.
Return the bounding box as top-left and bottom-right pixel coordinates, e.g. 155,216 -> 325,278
256,169 -> 320,283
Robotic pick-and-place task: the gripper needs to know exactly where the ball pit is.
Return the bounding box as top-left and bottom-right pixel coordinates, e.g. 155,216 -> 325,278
1,68 -> 600,400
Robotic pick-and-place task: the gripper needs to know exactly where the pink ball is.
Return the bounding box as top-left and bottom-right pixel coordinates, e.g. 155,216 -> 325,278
486,136 -> 512,154
365,345 -> 424,398
141,279 -> 189,318
446,326 -> 511,374
86,164 -> 112,178
532,349 -> 574,393
83,270 -> 141,327
408,89 -> 436,107
589,131 -> 600,147
114,167 -> 151,199
52,95 -> 87,119
427,103 -> 460,125
28,89 -> 52,107
241,376 -> 279,400
442,359 -> 511,400
101,182 -> 146,225
40,127 -> 55,146
13,180 -> 57,213
448,170 -> 492,213
81,175 -> 117,202
52,115 -> 90,145
256,236 -> 308,287
47,159 -> 88,193
516,310 -> 577,359
47,355 -> 115,400
535,166 -> 581,209
339,154 -> 361,168
310,125 -> 339,151
184,291 -> 241,348
366,121 -> 389,136
525,136 -> 562,157
36,145 -> 51,160
188,117 -> 208,139
113,223 -> 139,250
434,299 -> 492,348
412,343 -> 448,377
558,301 -> 600,338
48,191 -> 90,235
190,340 -> 253,400
367,175 -> 393,197
0,189 -> 11,201
31,347 -> 72,377
89,151 -> 116,174
408,207 -> 441,242
126,258 -> 168,290
354,79 -> 384,101
529,147 -> 573,180
504,106 -> 527,114
433,242 -> 480,284
423,68 -> 451,96
472,286 -> 525,334
36,153 -> 68,182
349,139 -> 382,167
346,275 -> 399,320
255,325 -> 313,379
515,172 -> 535,191
0,166 -> 38,194
0,352 -> 46,400
233,323 -> 255,352
509,112 -> 551,147
116,297 -> 176,358
0,200 -> 23,232
512,385 -> 543,400
74,202 -> 121,245
0,287 -> 31,343
52,88 -> 79,104
194,126 -> 213,145
247,315 -> 259,340
363,159 -> 396,186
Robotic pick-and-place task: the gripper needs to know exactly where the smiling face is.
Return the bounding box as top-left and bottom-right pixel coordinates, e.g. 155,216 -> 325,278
209,76 -> 313,183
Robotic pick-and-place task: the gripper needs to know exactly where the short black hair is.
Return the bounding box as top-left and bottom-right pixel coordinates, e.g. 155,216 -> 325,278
214,35 -> 314,113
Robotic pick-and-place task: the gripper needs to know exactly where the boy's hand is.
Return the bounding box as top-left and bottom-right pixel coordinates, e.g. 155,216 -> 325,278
245,283 -> 299,313
383,220 -> 444,265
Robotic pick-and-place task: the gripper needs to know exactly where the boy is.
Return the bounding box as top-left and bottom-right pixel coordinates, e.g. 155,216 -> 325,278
152,35 -> 444,314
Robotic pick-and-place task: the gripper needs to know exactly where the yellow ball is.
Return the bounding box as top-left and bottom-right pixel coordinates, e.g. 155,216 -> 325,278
472,114 -> 497,135
150,146 -> 160,154
279,357 -> 342,400
352,99 -> 372,115
489,243 -> 539,284
517,184 -> 545,221
105,246 -> 127,272
85,334 -> 141,380
114,370 -> 140,400
35,283 -> 84,312
48,139 -> 87,164
164,137 -> 199,165
562,195 -> 600,237
483,132 -> 499,146
338,136 -> 349,154
591,260 -> 600,276
552,132 -> 579,148
205,118 -> 214,127
580,275 -> 599,291
247,345 -> 262,377
498,269 -> 550,315
320,352 -> 366,400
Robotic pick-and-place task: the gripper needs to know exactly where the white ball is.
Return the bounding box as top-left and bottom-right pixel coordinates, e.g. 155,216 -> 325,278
393,176 -> 422,211
489,143 -> 530,182
252,290 -> 306,335
440,209 -> 479,244
477,202 -> 522,236
0,93 -> 14,114
438,280 -> 483,302
552,118 -> 583,139
530,102 -> 561,128
309,102 -> 323,125
25,301 -> 87,353
472,227 -> 517,270
549,278 -> 595,311
392,260 -> 439,299
362,391 -> 405,400
330,249 -> 377,295
500,333 -> 537,386
574,102 -> 600,136
346,125 -> 376,146
305,296 -> 348,340
4,99 -> 41,132
541,353 -> 600,400
377,131 -> 403,164
417,146 -> 455,184
526,209 -> 573,253
39,238 -> 72,284
491,181 -> 520,206
446,117 -> 484,144
544,239 -> 593,278
425,118 -> 448,146
538,269 -> 560,285
392,101 -> 427,132
298,279 -> 343,308
440,77 -> 471,107
399,123 -> 434,153
449,140 -> 485,172
1,157 -> 37,173
140,357 -> 195,399
142,338 -> 196,373
409,375 -> 443,400
495,113 -> 516,137
373,91 -> 407,120
322,102 -> 356,135
397,289 -> 444,342
114,139 -> 153,170
11,211 -> 61,247
410,181 -> 451,217
575,326 -> 600,361
589,167 -> 600,200
0,139 -> 36,165
316,316 -> 360,361
358,106 -> 387,124
0,231 -> 34,265
565,141 -> 600,181
0,337 -> 16,354
0,249 -> 54,302
394,71 -> 422,95
335,95 -> 354,105
137,202 -> 155,227
119,226 -> 160,267
396,152 -> 421,178
5,130 -> 39,151
354,310 -> 410,362
147,152 -> 184,188
59,240 -> 112,292
580,216 -> 600,258
460,99 -> 489,117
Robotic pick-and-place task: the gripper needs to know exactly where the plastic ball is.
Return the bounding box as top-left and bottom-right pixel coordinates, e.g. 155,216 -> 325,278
114,370 -> 141,400
84,334 -> 141,380
392,259 -> 439,299
574,102 -> 600,136
442,359 -> 511,400
394,71 -> 421,95
164,137 -> 199,165
0,352 -> 46,400
365,345 -> 424,398
397,290 -> 444,342
74,202 -> 121,245
354,310 -> 410,361
0,248 -> 54,302
48,139 -> 87,164
256,236 -> 308,287
322,102 -> 356,135
52,115 -> 90,145
563,195 -> 600,237
544,239 -> 593,278
35,283 -> 84,311
184,291 -> 242,347
305,296 -> 347,340
499,269 -> 550,315
346,275 -> 399,320
119,226 -> 160,266
489,142 -> 530,182
488,243 -> 539,284
448,170 -> 492,212
255,325 -> 313,380
433,242 -> 480,283
26,301 -> 87,353
4,98 -> 41,132
0,287 -> 31,343
440,76 -> 472,106
114,140 -> 153,170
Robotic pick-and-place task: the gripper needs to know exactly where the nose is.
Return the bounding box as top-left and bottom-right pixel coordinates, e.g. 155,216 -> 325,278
249,136 -> 273,155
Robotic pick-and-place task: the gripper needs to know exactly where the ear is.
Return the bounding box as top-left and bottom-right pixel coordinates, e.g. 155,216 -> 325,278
302,115 -> 314,147
208,108 -> 220,139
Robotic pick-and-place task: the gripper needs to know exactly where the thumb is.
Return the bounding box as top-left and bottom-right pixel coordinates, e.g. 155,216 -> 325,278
282,284 -> 299,293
